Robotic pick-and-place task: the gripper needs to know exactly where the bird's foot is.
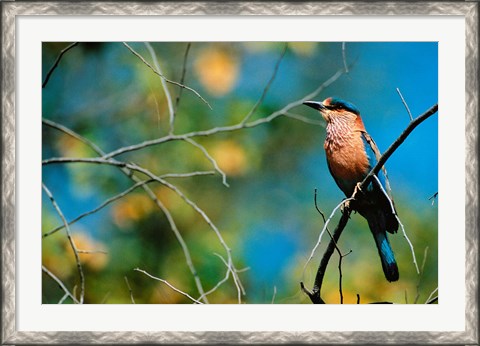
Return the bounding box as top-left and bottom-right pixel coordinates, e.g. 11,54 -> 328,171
341,199 -> 353,215
352,182 -> 363,198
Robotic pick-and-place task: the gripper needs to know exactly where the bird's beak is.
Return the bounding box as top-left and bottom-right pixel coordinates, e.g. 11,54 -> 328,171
303,101 -> 329,121
303,101 -> 326,111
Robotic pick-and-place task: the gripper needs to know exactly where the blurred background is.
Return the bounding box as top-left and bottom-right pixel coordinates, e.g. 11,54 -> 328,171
42,42 -> 438,304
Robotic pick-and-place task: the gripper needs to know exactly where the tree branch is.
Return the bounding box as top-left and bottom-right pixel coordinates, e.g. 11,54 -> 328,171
99,67 -> 345,160
360,104 -> 438,189
134,268 -> 204,304
42,119 -> 210,303
301,208 -> 351,304
42,184 -> 85,304
42,42 -> 78,88
42,265 -> 80,304
123,42 -> 212,110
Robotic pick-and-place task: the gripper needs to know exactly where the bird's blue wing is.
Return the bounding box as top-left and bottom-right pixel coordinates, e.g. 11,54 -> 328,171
360,132 -> 390,195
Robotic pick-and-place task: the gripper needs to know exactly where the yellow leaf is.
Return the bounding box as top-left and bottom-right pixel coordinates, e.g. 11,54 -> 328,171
195,46 -> 239,96
211,140 -> 247,176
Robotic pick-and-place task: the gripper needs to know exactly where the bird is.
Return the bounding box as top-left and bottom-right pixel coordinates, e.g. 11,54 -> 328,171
303,97 -> 399,282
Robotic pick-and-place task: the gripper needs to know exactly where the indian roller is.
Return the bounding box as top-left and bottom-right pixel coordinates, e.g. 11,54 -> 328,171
303,97 -> 399,282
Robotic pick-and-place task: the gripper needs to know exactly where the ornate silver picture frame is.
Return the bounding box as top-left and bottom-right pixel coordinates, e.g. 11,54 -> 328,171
2,2 -> 478,344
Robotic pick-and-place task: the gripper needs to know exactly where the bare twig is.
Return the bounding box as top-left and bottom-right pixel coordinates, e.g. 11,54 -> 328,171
425,287 -> 438,304
77,249 -> 108,255
58,293 -> 69,304
313,189 -> 352,304
301,208 -> 351,304
360,104 -> 438,189
44,172 -> 213,238
42,184 -> 85,304
196,254 -> 231,302
43,178 -> 156,238
124,276 -> 136,304
183,138 -> 229,187
161,171 -> 216,179
43,156 -> 244,301
42,42 -> 79,88
372,175 -> 419,274
174,43 -> 192,116
342,42 -> 349,73
43,118 -> 104,155
134,268 -> 204,304
271,286 -> 277,304
123,42 -> 211,110
144,42 -> 175,134
241,43 -> 288,124
151,194 -> 209,303
42,119 -> 209,302
302,197 -> 354,279
283,112 -> 325,126
99,68 -> 345,160
396,87 -> 413,121
42,265 -> 80,304
414,246 -> 429,304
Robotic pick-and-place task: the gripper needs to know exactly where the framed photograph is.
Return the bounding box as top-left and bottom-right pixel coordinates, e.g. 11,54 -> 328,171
2,1 -> 478,344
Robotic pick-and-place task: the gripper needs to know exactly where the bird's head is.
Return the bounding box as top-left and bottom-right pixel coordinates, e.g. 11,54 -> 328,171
303,97 -> 361,123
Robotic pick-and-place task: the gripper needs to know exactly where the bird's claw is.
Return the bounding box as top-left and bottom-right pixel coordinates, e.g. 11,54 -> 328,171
353,182 -> 363,197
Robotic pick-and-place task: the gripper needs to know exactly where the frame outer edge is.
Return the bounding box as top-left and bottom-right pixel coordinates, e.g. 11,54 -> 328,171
464,2 -> 479,345
1,2 -> 16,345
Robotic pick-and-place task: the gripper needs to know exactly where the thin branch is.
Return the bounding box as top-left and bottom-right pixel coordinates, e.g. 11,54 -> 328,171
302,197 -> 354,279
241,43 -> 288,124
425,287 -> 438,304
428,192 -> 438,205
161,171 -> 216,179
44,172 -> 213,238
313,189 -> 352,304
301,208 -> 351,304
144,42 -> 175,134
43,156 -> 244,301
99,68 -> 345,160
42,265 -> 80,304
42,184 -> 85,304
42,119 -> 209,303
134,268 -> 204,304
77,249 -> 108,255
174,43 -> 192,116
414,246 -> 429,304
196,253 -> 231,302
123,42 -> 211,110
360,104 -> 438,189
43,178 -> 156,238
42,42 -> 79,88
211,252 -> 245,303
372,175 -> 419,274
42,118 -> 104,155
183,138 -> 229,187
124,276 -> 136,304
150,193 -> 209,303
342,42 -> 349,73
271,286 -> 277,304
284,112 -> 325,126
58,293 -> 69,304
396,87 -> 413,121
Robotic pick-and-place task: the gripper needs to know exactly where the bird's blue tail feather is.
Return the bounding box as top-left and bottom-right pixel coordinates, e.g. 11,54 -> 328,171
373,230 -> 399,282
